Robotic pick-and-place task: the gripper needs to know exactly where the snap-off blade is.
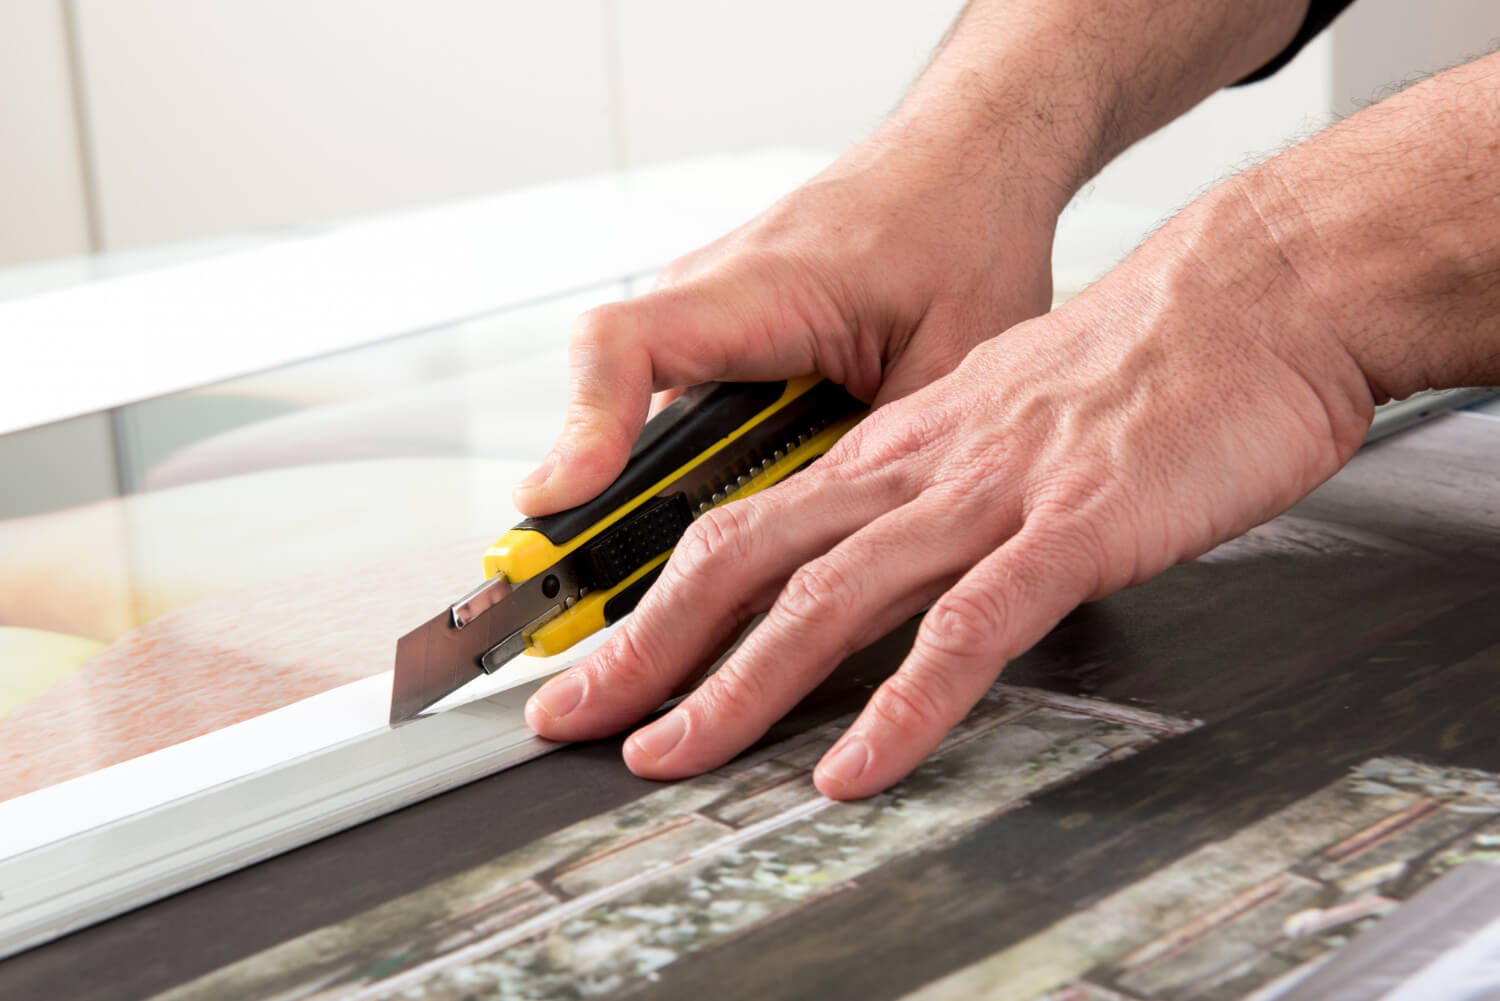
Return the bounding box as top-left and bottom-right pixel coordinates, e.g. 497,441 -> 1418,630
391,549 -> 587,725
389,575 -> 527,725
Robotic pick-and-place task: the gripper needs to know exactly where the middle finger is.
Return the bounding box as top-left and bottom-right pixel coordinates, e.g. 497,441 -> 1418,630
525,455 -> 912,741
623,487 -> 1013,778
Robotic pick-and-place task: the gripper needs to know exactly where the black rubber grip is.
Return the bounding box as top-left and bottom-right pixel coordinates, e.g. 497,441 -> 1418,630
516,381 -> 787,544
577,494 -> 692,591
602,564 -> 667,626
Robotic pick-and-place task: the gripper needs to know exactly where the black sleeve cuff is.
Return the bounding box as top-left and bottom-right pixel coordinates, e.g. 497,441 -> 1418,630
1235,0 -> 1358,84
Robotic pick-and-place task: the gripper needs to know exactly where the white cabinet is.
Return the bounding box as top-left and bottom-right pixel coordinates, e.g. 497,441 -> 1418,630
0,0 -> 91,268
71,0 -> 617,250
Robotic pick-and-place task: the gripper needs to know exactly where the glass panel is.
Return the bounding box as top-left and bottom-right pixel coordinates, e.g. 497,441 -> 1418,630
0,281 -> 625,803
0,233 -> 290,306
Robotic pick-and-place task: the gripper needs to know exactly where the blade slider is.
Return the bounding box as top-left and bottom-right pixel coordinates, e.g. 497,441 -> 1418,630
451,574 -> 510,629
479,604 -> 564,673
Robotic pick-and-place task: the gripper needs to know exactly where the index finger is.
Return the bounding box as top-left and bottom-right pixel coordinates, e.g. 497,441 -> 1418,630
512,280 -> 819,516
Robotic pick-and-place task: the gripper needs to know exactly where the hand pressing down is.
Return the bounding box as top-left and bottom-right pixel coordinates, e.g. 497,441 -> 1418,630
514,39 -> 1500,801
518,170 -> 1383,800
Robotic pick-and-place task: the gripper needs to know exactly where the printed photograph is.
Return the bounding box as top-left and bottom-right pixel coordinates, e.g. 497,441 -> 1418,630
146,687 -> 1500,1001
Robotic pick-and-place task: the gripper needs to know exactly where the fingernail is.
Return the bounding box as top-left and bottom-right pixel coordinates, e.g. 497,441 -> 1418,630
528,672 -> 585,721
817,738 -> 869,786
517,451 -> 559,491
630,712 -> 686,761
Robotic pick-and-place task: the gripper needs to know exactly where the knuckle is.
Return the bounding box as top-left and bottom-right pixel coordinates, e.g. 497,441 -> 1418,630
561,306 -> 649,454
567,303 -> 636,358
692,659 -> 772,724
1025,493 -> 1115,587
919,587 -> 1007,659
822,415 -> 939,503
870,672 -> 951,734
777,558 -> 858,626
823,418 -> 875,466
1031,466 -> 1113,519
592,624 -> 665,690
1034,522 -> 1109,601
566,308 -> 608,355
559,402 -> 636,464
919,474 -> 985,517
841,408 -> 946,470
670,503 -> 754,582
562,391 -> 631,434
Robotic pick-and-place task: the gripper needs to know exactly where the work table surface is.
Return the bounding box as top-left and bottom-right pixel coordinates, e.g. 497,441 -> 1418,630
6,407 -> 1500,1001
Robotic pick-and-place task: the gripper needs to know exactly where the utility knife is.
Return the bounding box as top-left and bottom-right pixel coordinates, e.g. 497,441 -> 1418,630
389,376 -> 866,725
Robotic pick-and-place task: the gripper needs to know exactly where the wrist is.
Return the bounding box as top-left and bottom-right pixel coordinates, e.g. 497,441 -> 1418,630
874,0 -> 1316,228
787,120 -> 1061,305
1077,172 -> 1378,456
874,48 -> 1097,228
1230,55 -> 1500,403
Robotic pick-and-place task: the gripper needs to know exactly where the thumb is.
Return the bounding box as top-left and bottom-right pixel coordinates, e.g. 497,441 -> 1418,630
512,279 -> 817,516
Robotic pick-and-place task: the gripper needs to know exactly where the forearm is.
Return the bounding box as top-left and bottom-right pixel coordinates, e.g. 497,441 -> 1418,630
1234,51 -> 1500,403
869,0 -> 1313,218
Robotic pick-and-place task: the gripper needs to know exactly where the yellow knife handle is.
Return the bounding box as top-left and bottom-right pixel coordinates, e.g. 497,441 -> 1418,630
483,377 -> 866,657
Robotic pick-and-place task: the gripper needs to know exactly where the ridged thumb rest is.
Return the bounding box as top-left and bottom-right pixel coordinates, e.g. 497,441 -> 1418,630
526,411 -> 862,656
484,378 -> 867,659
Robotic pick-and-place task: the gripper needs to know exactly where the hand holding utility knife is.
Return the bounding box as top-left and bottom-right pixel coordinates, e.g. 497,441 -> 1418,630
390,377 -> 867,725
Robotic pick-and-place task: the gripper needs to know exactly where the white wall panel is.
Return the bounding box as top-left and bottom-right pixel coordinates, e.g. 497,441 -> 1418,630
616,1 -> 1334,229
43,1 -> 1498,262
1331,0 -> 1500,113
0,0 -> 91,267
615,0 -> 967,166
1085,0 -> 1500,226
73,1 -> 616,250
1080,37 -> 1335,224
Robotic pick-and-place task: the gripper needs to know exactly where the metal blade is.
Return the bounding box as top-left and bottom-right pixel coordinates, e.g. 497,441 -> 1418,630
390,565 -> 580,725
390,576 -> 518,725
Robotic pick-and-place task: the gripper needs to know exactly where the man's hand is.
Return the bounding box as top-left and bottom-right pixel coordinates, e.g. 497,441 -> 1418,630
522,172 -> 1375,798
509,136 -> 1060,514
524,47 -> 1500,798
510,0 -> 1314,516
512,0 -> 1500,797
